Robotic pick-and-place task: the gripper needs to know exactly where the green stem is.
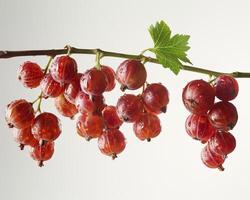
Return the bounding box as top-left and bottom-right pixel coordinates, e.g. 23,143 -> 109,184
1,47 -> 250,78
95,51 -> 102,70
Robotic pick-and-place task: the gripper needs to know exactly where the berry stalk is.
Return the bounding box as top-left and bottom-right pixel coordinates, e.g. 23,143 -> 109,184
1,47 -> 250,78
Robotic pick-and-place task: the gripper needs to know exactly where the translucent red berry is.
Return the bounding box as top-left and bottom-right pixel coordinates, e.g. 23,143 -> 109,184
116,94 -> 144,123
208,131 -> 236,156
201,145 -> 225,170
76,113 -> 104,141
185,114 -> 216,143
50,56 -> 78,84
98,129 -> 126,159
40,74 -> 64,98
116,59 -> 147,91
32,112 -> 61,141
30,141 -> 54,167
133,113 -> 161,141
80,68 -> 107,95
142,83 -> 169,114
54,94 -> 78,118
182,80 -> 215,114
75,91 -> 95,113
64,73 -> 82,104
18,61 -> 44,89
214,75 -> 239,101
13,127 -> 39,150
102,106 -> 123,129
101,66 -> 116,91
6,99 -> 35,129
208,101 -> 238,131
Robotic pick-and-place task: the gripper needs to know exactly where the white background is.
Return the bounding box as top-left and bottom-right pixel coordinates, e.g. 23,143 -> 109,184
0,0 -> 250,199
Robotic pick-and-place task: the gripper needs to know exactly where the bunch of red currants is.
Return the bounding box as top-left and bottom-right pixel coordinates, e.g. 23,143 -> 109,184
182,75 -> 239,170
5,56 -> 169,166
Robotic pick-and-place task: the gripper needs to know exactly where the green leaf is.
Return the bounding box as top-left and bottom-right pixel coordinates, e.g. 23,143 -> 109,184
148,20 -> 191,75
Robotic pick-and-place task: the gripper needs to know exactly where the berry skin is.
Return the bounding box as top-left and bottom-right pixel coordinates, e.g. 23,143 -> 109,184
6,99 -> 35,129
182,80 -> 215,114
64,73 -> 82,104
50,56 -> 78,84
91,95 -> 106,114
54,94 -> 78,118
116,59 -> 147,91
116,94 -> 144,123
142,83 -> 169,114
133,113 -> 161,141
208,101 -> 238,131
102,106 -> 123,129
13,127 -> 39,150
101,66 -> 116,91
201,145 -> 225,170
76,113 -> 104,141
18,61 -> 44,89
185,114 -> 216,143
40,74 -> 64,98
75,91 -> 105,114
31,112 -> 61,141
208,131 -> 236,156
98,129 -> 126,159
80,68 -> 107,96
30,141 -> 54,167
75,91 -> 95,113
214,75 -> 239,101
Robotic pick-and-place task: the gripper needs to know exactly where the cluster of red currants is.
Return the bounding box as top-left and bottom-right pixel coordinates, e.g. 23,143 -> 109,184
182,75 -> 239,170
5,55 -> 169,166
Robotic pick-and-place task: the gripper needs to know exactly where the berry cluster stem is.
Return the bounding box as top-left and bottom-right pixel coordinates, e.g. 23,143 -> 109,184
1,47 -> 250,78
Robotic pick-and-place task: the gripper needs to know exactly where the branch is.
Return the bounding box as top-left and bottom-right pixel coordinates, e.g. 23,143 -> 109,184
1,47 -> 250,78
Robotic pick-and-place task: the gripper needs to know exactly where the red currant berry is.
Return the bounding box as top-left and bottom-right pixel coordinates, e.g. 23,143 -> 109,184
6,99 -> 35,129
50,56 -> 78,84
214,75 -> 239,101
116,94 -> 144,123
98,129 -> 126,159
76,113 -> 104,141
30,141 -> 54,167
208,101 -> 238,131
13,127 -> 39,150
32,112 -> 61,141
116,59 -> 147,91
40,74 -> 64,98
185,114 -> 216,143
80,68 -> 107,96
64,73 -> 82,104
54,94 -> 78,118
18,61 -> 44,89
75,91 -> 96,113
102,106 -> 123,129
182,80 -> 215,114
101,66 -> 116,91
201,145 -> 225,170
142,83 -> 169,114
208,131 -> 236,156
133,113 -> 161,141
